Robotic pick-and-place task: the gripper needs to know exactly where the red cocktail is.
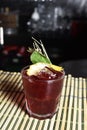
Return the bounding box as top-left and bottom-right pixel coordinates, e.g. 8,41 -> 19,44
21,63 -> 65,120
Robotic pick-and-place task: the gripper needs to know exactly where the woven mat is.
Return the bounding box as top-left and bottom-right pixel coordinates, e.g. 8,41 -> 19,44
0,70 -> 87,130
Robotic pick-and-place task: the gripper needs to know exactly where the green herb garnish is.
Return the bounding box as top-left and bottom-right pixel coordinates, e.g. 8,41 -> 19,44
27,37 -> 52,64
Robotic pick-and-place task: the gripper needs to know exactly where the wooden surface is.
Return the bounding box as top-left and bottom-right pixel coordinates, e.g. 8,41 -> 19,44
0,70 -> 87,130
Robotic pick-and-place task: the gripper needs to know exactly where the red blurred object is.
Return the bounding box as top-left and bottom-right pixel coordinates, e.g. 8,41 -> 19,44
2,45 -> 27,57
17,46 -> 27,57
2,45 -> 18,55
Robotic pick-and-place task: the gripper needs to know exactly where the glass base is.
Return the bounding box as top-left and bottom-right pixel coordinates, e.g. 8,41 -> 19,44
25,99 -> 57,120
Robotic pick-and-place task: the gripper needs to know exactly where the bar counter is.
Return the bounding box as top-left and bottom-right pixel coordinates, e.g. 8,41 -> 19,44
0,70 -> 87,130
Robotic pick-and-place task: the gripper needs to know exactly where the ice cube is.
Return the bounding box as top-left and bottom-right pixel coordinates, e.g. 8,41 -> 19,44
27,63 -> 49,76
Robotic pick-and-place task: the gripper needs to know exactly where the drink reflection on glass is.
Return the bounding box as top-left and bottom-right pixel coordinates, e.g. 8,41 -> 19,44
21,63 -> 65,120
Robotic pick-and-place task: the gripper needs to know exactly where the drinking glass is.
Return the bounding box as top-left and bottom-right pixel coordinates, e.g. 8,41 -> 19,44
21,65 -> 65,120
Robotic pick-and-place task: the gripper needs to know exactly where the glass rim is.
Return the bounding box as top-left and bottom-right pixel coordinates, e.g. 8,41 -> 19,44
21,65 -> 65,82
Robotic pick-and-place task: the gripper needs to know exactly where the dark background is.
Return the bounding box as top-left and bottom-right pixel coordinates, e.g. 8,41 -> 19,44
0,0 -> 87,77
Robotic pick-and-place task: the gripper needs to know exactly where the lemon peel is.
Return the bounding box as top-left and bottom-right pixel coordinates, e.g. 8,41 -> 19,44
50,64 -> 63,72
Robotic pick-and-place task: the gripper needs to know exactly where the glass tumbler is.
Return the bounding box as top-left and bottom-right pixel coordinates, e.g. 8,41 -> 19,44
21,66 -> 65,120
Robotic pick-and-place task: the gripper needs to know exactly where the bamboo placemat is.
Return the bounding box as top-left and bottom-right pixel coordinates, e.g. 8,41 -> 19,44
0,70 -> 87,130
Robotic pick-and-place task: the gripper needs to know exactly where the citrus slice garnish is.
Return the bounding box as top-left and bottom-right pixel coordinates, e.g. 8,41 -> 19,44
50,64 -> 63,72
